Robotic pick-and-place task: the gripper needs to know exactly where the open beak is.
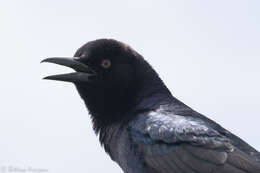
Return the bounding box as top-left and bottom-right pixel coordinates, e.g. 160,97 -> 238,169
41,57 -> 96,83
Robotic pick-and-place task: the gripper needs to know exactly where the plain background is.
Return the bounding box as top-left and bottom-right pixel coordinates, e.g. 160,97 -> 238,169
0,0 -> 259,173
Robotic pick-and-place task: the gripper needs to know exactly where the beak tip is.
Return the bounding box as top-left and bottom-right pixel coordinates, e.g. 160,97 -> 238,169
42,77 -> 49,80
43,76 -> 55,80
40,58 -> 52,64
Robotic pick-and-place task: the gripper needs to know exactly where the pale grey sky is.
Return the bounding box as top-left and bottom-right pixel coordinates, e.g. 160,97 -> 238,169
0,0 -> 259,173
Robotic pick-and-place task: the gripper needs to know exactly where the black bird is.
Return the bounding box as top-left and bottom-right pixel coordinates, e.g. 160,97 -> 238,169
42,39 -> 260,173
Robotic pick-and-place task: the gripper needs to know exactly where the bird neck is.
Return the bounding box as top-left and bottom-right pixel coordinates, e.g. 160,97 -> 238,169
132,58 -> 175,110
76,76 -> 174,134
132,58 -> 193,114
75,81 -> 137,133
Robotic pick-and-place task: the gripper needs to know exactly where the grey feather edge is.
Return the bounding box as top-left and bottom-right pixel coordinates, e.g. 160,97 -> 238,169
129,106 -> 233,151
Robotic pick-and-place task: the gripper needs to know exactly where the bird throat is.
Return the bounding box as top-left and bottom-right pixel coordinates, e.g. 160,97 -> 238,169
75,83 -> 138,133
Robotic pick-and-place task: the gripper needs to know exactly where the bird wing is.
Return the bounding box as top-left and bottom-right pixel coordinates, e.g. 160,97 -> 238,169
129,110 -> 260,173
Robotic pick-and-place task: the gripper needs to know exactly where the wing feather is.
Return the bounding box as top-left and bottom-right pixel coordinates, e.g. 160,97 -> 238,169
227,149 -> 260,172
130,111 -> 260,173
140,144 -> 260,173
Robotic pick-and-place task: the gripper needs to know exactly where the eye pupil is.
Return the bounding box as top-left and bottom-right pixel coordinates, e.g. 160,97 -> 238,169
101,59 -> 111,68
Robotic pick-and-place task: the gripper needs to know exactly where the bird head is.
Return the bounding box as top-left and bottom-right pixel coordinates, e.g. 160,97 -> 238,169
42,39 -> 139,89
42,39 -> 171,131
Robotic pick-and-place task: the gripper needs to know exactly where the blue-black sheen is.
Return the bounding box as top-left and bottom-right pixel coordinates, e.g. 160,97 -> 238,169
42,39 -> 260,173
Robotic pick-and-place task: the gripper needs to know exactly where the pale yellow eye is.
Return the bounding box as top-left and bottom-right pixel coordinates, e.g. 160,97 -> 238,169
101,59 -> 111,68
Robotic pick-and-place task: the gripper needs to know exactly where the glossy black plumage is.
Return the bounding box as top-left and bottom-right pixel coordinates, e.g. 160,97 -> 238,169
42,39 -> 260,173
